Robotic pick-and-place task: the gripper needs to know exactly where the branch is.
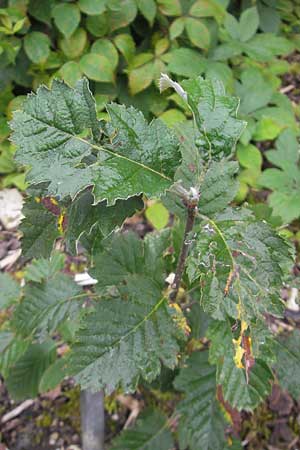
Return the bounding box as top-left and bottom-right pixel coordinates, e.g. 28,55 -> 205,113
169,192 -> 198,301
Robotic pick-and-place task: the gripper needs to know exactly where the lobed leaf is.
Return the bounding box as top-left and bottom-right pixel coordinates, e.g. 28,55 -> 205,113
11,78 -> 180,205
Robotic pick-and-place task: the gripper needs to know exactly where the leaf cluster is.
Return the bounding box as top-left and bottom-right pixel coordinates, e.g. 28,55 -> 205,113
0,0 -> 300,227
0,73 -> 298,449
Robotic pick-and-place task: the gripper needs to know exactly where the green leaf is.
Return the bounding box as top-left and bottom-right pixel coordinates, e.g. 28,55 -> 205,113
198,161 -> 239,216
69,231 -> 184,392
129,56 -> 155,94
136,0 -> 156,24
169,17 -> 185,40
187,209 -> 293,321
236,68 -> 273,115
25,252 -> 65,283
28,0 -> 55,25
157,0 -> 181,16
65,190 -> 143,254
166,48 -> 206,77
239,7 -> 259,42
91,38 -> 119,70
159,108 -> 186,127
59,28 -> 87,59
212,41 -> 242,61
52,3 -> 81,38
20,198 -> 60,259
79,53 -> 115,82
24,32 -> 50,64
0,332 -> 29,378
253,116 -> 283,141
59,61 -> 83,87
181,76 -> 246,160
114,33 -> 135,63
224,13 -> 240,40
39,357 -> 69,393
86,12 -> 108,37
174,351 -> 227,450
145,201 -> 169,230
108,0 -> 138,31
190,0 -> 225,23
259,129 -> 300,223
13,256 -> 82,338
236,144 -> 262,170
208,321 -> 274,411
11,79 -> 180,205
244,34 -> 294,62
185,17 -> 210,50
0,272 -> 20,309
6,341 -> 56,401
111,409 -> 174,450
275,330 -> 300,400
11,79 -> 99,199
78,0 -> 106,15
93,103 -> 180,205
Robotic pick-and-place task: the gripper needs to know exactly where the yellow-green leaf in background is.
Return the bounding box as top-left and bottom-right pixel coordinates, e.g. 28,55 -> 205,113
185,17 -> 210,49
145,201 -> 169,230
59,61 -> 83,87
114,33 -> 135,63
52,3 -> 81,38
78,0 -> 106,16
169,17 -> 185,40
136,0 -> 156,24
79,53 -> 115,82
24,31 -> 50,64
91,39 -> 119,70
159,109 -> 186,127
59,28 -> 87,59
157,0 -> 181,16
253,116 -> 283,140
86,12 -> 108,37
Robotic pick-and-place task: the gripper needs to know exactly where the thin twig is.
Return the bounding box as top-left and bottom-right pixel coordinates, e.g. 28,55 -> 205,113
169,204 -> 197,301
1,399 -> 34,424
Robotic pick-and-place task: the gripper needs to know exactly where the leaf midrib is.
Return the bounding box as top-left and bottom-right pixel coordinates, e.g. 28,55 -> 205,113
77,295 -> 167,372
21,111 -> 172,182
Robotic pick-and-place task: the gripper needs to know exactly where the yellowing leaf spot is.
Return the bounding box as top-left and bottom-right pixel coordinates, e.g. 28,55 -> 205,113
169,302 -> 191,336
232,337 -> 245,369
34,196 -> 41,203
50,197 -> 59,206
58,210 -> 65,234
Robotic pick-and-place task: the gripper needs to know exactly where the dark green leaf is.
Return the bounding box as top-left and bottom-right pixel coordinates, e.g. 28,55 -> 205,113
187,208 -> 293,321
181,77 -> 246,160
0,272 -> 20,309
6,341 -> 56,401
174,351 -> 227,450
111,409 -> 174,450
20,198 -> 60,259
13,257 -> 82,338
65,190 -> 143,254
275,330 -> 300,400
69,231 -> 184,392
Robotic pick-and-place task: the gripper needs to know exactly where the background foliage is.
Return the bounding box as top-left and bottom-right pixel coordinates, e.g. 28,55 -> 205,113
0,0 -> 300,227
1,1 -> 300,449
